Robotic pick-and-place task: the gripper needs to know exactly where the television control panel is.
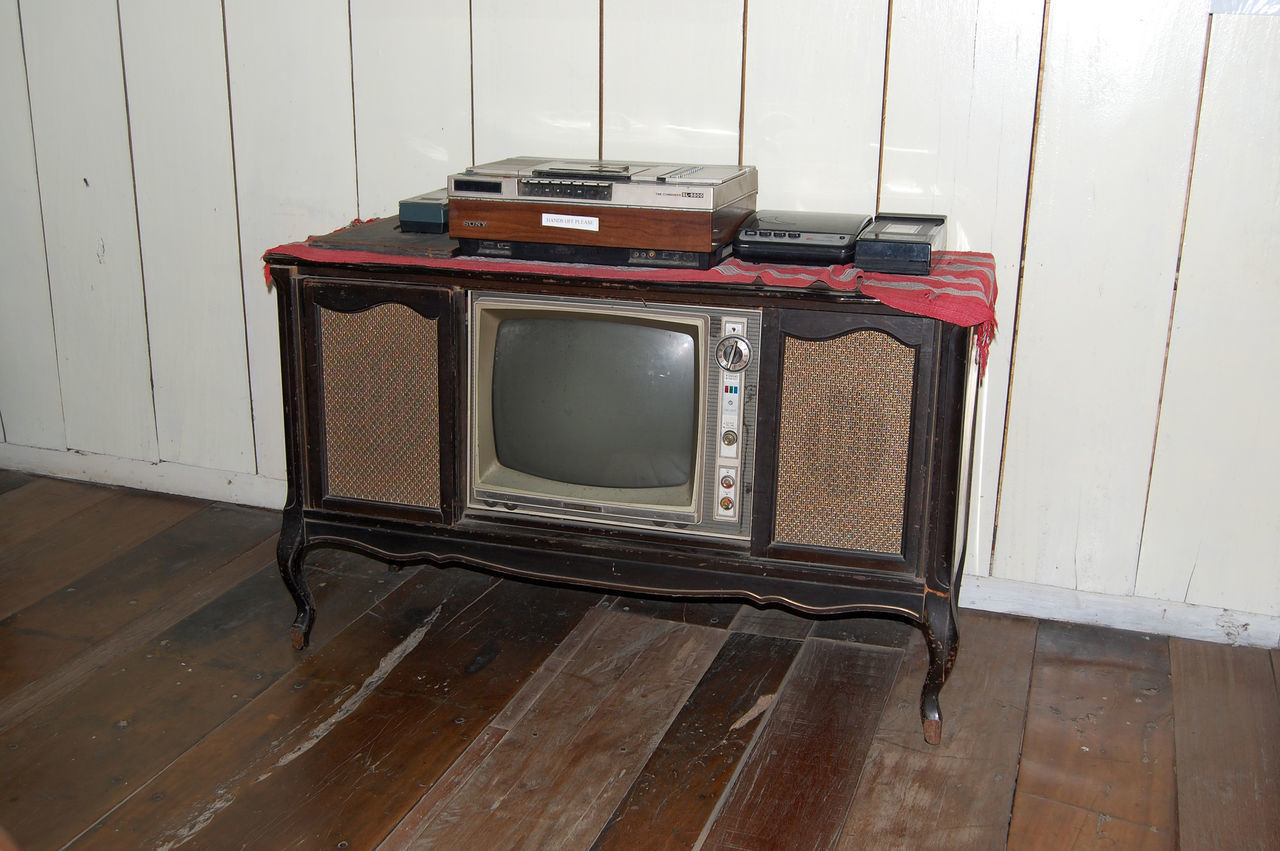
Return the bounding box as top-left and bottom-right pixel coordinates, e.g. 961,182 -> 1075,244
714,318 -> 752,523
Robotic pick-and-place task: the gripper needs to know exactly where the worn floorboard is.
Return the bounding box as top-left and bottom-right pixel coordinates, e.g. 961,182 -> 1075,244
0,503 -> 278,703
0,550 -> 411,849
600,594 -> 742,628
0,536 -> 278,732
399,609 -> 726,849
0,488 -> 204,620
0,476 -> 113,547
2,473 -> 1279,850
1008,621 -> 1177,848
594,631 -> 803,850
1170,638 -> 1280,849
836,610 -> 1036,849
700,639 -> 902,849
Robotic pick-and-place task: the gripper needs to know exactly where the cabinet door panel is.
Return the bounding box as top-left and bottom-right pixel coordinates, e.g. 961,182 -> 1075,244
757,311 -> 940,576
301,282 -> 455,522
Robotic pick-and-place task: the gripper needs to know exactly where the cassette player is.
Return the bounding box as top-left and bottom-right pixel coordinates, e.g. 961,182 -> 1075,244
733,210 -> 872,265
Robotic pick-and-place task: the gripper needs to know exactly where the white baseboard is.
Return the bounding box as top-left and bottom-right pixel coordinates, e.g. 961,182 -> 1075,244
0,444 -> 286,510
961,573 -> 1280,649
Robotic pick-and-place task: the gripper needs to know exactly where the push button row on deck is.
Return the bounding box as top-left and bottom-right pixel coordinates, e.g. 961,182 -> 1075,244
743,230 -> 802,239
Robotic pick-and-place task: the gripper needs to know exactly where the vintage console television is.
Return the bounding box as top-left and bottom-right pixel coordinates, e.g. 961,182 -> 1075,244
266,235 -> 972,744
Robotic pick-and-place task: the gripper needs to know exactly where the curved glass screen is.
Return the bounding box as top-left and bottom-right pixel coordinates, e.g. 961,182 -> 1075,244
491,317 -> 698,489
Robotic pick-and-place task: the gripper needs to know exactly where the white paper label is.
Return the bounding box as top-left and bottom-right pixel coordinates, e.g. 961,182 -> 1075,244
542,213 -> 600,232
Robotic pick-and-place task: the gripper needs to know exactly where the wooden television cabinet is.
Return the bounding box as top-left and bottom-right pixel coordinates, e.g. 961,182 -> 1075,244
266,226 -> 974,744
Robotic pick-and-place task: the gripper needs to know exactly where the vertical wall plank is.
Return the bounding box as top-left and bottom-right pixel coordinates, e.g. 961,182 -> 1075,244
879,0 -> 1043,582
0,0 -> 63,450
471,0 -> 598,164
350,0 -> 473,217
603,0 -> 743,164
118,0 -> 255,474
740,0 -> 885,210
224,0 -> 358,481
993,0 -> 1210,595
20,0 -> 158,462
1135,15 -> 1280,616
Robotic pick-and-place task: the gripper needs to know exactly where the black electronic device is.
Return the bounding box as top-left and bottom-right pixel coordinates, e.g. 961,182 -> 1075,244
457,238 -> 731,270
732,210 -> 872,265
854,214 -> 947,274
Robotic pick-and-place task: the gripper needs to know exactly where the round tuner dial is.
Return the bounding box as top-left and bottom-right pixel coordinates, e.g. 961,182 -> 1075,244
715,335 -> 751,372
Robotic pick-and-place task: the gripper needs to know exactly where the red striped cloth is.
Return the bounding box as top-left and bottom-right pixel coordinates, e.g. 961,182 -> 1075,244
264,242 -> 997,372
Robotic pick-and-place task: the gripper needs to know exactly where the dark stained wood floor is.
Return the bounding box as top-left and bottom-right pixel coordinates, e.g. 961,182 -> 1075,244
0,471 -> 1277,850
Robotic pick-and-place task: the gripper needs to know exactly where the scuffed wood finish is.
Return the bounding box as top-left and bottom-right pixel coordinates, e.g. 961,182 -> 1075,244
837,610 -> 1035,848
0,489 -> 204,620
0,503 -> 278,702
399,610 -> 725,849
382,601 -> 618,847
600,594 -> 742,628
0,477 -> 112,547
594,632 -> 803,849
1009,622 -> 1176,846
1007,792 -> 1172,850
727,603 -> 815,640
0,551 -> 410,849
75,565 -> 497,847
0,537 -> 277,732
810,612 -> 915,648
701,639 -> 902,849
1171,638 -> 1280,849
4,474 -> 1280,849
90,574 -> 601,849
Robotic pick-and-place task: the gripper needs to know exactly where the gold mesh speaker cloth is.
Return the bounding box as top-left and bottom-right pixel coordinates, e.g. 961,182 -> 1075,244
320,303 -> 440,508
774,330 -> 915,554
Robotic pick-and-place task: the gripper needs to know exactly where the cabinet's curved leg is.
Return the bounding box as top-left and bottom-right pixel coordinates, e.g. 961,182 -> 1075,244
276,512 -> 314,650
920,592 -> 959,745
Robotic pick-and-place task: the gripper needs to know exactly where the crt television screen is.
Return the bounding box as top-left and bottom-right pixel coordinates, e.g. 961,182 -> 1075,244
491,316 -> 699,489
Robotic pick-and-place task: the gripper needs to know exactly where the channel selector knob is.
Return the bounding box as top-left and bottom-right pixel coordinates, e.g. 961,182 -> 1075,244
715,335 -> 751,372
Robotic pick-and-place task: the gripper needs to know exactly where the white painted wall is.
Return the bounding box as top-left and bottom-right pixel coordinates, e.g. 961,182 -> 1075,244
994,0 -> 1209,597
1,1 -> 1277,645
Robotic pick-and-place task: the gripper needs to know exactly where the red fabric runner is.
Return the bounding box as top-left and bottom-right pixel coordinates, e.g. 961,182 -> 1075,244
265,236 -> 997,373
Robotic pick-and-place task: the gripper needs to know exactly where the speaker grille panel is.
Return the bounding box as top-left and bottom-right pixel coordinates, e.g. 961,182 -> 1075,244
320,303 -> 440,508
774,330 -> 915,554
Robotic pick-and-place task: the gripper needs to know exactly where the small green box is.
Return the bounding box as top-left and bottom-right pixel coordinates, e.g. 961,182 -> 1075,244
399,188 -> 449,234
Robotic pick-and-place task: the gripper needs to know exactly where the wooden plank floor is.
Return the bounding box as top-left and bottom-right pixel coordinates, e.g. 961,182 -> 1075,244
0,473 -> 1277,850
